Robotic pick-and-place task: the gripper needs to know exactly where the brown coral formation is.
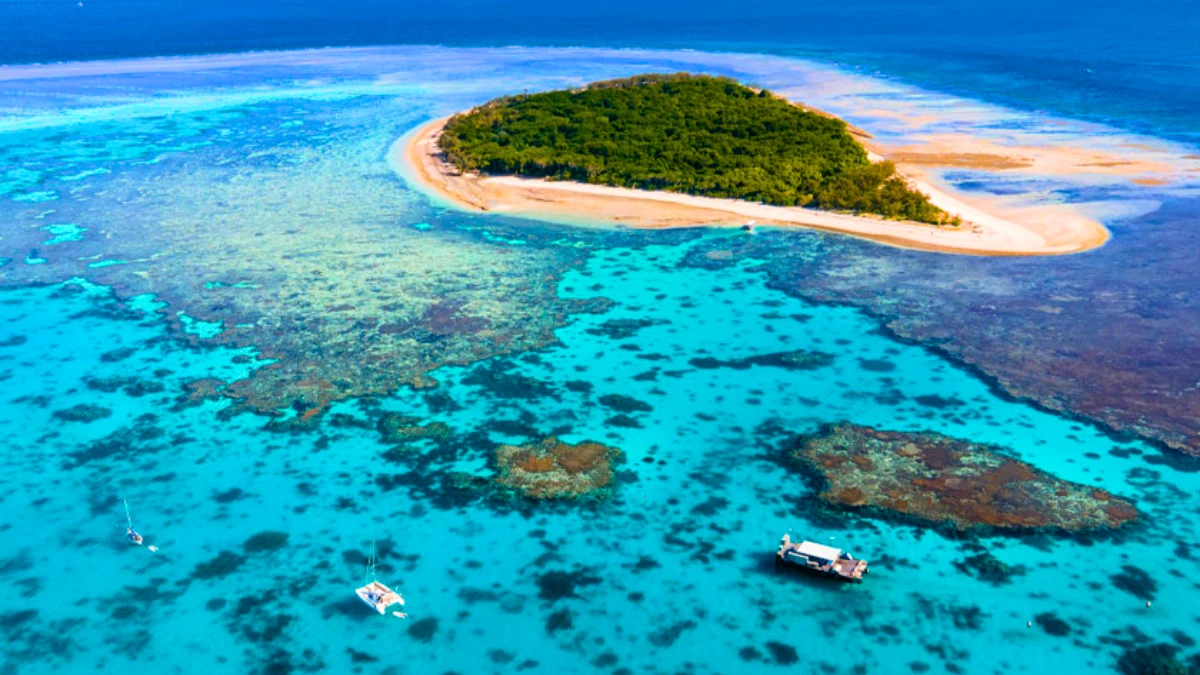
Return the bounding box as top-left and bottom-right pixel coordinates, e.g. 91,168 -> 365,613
495,437 -> 622,500
792,424 -> 1138,532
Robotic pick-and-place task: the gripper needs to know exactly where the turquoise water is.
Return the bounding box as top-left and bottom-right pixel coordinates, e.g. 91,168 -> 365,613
1,48 -> 1198,674
3,238 -> 1197,674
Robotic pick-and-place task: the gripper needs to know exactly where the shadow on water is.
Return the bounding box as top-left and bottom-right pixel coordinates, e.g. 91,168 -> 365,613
323,596 -> 376,623
742,551 -> 866,592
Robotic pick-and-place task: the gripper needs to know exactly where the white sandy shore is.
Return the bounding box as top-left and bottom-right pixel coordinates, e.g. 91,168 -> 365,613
396,118 -> 1110,257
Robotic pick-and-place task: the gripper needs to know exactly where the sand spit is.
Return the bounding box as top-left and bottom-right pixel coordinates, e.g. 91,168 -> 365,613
397,117 -> 1110,257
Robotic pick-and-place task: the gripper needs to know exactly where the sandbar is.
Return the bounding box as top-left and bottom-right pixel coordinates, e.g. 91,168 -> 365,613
396,117 -> 1110,256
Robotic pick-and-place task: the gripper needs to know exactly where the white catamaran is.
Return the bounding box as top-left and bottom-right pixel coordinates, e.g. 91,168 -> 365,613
355,540 -> 406,618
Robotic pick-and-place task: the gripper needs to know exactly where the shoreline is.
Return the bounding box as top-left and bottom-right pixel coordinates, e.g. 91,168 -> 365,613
397,117 -> 1111,257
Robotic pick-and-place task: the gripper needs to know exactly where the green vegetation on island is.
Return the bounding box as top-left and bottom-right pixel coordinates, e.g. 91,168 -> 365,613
440,73 -> 957,225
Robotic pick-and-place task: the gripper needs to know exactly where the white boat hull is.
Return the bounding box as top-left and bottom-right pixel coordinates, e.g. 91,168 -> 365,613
356,581 -> 404,615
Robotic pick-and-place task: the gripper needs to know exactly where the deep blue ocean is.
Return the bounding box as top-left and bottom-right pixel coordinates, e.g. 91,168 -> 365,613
1,4 -> 1199,675
4,0 -> 1200,144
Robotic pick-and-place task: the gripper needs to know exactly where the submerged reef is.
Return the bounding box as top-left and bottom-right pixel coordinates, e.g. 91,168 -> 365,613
0,102 -> 696,422
791,424 -> 1138,532
1116,643 -> 1196,675
688,348 -> 834,372
682,212 -> 1200,457
51,403 -> 113,423
495,437 -> 622,500
376,412 -> 452,445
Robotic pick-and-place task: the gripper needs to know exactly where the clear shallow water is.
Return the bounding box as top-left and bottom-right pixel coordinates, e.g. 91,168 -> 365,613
0,48 -> 1198,674
2,238 -> 1198,674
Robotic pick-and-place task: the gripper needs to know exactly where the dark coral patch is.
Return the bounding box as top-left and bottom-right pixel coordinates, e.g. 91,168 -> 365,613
66,417 -> 165,468
689,349 -> 833,372
912,394 -> 964,409
407,617 -> 439,643
648,620 -> 696,647
110,606 -> 138,620
376,412 -> 452,445
739,646 -> 764,662
604,414 -> 643,429
86,376 -> 164,397
564,380 -> 594,394
1034,612 -> 1071,637
100,347 -> 138,362
953,551 -> 1028,586
242,531 -> 289,554
764,641 -> 799,665
1110,565 -> 1158,601
948,604 -> 987,631
859,358 -> 896,372
536,568 -> 602,602
52,404 -> 112,423
489,650 -> 517,664
586,317 -> 665,340
545,608 -> 574,634
597,394 -> 653,413
1116,643 -> 1191,675
463,360 -> 557,400
191,551 -> 247,580
212,487 -> 247,504
591,652 -> 618,668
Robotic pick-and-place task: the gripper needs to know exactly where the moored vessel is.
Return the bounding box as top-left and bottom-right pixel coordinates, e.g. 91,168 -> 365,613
355,539 -> 406,617
776,533 -> 867,581
123,499 -> 143,545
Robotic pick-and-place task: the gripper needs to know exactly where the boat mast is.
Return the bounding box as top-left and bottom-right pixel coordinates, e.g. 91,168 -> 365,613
368,538 -> 377,582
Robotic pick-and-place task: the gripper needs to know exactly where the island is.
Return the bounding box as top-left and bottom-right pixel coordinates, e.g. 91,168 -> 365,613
790,424 -> 1138,532
399,73 -> 1109,256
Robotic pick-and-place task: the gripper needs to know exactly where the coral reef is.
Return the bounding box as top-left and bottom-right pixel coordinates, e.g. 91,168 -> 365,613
51,404 -> 112,423
376,413 -> 452,445
495,437 -> 622,499
688,349 -> 834,372
953,550 -> 1027,586
0,102 -> 683,423
682,207 -> 1200,457
791,424 -> 1138,531
174,378 -> 226,409
1110,564 -> 1158,601
585,318 -> 666,340
1117,643 -> 1194,675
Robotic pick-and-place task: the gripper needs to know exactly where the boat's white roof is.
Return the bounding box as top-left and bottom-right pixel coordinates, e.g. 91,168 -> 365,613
796,541 -> 842,560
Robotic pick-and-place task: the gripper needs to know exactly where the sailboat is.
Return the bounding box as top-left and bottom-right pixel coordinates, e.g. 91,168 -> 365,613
123,499 -> 143,545
355,539 -> 406,617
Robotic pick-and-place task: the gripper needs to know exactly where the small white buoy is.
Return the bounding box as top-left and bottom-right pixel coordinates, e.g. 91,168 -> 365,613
1146,601 -> 1152,608
1026,621 -> 1031,628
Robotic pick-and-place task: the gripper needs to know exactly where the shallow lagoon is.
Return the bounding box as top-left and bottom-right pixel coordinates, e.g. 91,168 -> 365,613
0,47 -> 1198,674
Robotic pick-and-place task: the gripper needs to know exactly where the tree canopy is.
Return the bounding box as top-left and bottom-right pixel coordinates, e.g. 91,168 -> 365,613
440,74 -> 957,225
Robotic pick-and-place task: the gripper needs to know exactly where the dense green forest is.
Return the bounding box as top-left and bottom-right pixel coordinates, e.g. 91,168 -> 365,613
439,73 -> 957,225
